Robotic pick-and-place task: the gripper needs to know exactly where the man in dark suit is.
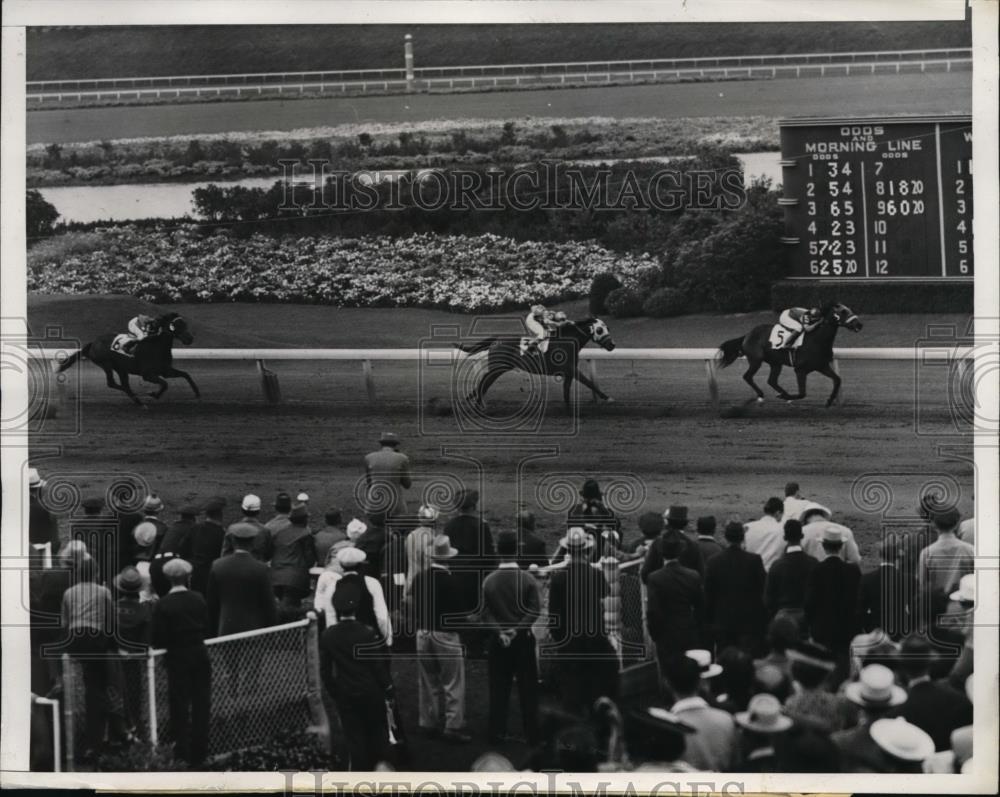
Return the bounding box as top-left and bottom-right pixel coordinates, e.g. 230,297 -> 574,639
896,634 -> 972,751
221,494 -> 273,562
356,510 -> 390,579
857,535 -> 906,637
443,489 -> 496,617
640,507 -> 705,582
270,504 -> 316,612
364,431 -> 412,519
206,523 -> 277,637
151,504 -> 200,597
189,497 -> 227,596
516,511 -> 548,569
646,533 -> 704,669
765,519 -> 818,626
804,526 -> 862,677
547,527 -> 617,713
705,519 -> 766,655
151,558 -> 212,767
695,516 -> 724,563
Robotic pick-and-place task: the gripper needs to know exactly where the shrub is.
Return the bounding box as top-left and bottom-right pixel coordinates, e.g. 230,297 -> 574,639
26,190 -> 59,241
642,286 -> 688,318
27,231 -> 107,266
604,286 -> 645,318
588,272 -> 623,314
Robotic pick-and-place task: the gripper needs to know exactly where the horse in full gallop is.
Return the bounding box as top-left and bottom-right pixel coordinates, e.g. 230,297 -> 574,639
56,312 -> 200,407
459,317 -> 616,411
716,302 -> 863,407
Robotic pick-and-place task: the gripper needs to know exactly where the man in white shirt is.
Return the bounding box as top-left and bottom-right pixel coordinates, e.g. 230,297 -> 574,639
667,653 -> 739,771
800,506 -> 861,565
744,497 -> 786,572
781,482 -> 818,523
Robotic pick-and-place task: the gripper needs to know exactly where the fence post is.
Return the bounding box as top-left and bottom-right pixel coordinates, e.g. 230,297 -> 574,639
257,359 -> 281,404
362,359 -> 377,404
587,359 -> 600,403
404,34 -> 415,91
61,654 -> 75,771
146,650 -> 159,746
303,611 -> 332,753
602,555 -> 622,668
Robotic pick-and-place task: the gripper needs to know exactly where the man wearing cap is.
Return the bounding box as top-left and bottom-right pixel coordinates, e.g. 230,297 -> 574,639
868,717 -> 935,773
480,530 -> 542,745
151,558 -> 211,766
645,532 -> 704,668
640,507 -> 705,582
313,508 -> 345,567
266,492 -> 293,535
190,497 -> 227,596
324,547 -> 392,644
800,506 -> 861,565
364,432 -> 412,519
735,693 -> 793,771
221,494 -> 273,562
666,653 -> 740,772
115,565 -> 151,736
857,535 -> 905,637
151,504 -> 200,597
548,527 -> 617,712
319,579 -> 393,770
896,634 -> 971,751
804,525 -> 862,676
207,523 -> 278,637
705,519 -> 767,655
131,521 -> 159,601
765,519 -> 818,626
270,504 -> 317,612
28,467 -> 59,568
917,508 -> 975,622
829,662 -> 908,772
139,494 -> 168,554
744,498 -> 786,572
409,535 -> 469,743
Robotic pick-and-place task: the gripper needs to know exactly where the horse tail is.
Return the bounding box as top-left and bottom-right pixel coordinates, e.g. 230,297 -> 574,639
717,337 -> 744,368
457,337 -> 495,355
55,343 -> 90,373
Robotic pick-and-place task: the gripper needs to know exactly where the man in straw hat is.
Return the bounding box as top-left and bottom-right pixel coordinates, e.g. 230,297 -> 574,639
666,653 -> 740,772
868,717 -> 935,773
830,662 -> 908,772
409,535 -> 469,743
548,526 -> 618,713
364,431 -> 412,519
139,494 -> 168,553
896,634 -> 972,751
646,532 -> 704,668
735,693 -> 794,772
151,558 -> 211,766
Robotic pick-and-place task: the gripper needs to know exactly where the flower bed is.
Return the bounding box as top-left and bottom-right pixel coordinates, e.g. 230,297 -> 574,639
28,226 -> 657,311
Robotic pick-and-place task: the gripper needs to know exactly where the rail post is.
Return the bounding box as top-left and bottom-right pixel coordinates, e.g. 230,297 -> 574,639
704,358 -> 720,409
61,654 -> 75,770
588,359 -> 600,403
146,650 -> 159,745
404,34 -> 415,92
256,359 -> 281,405
362,359 -> 377,404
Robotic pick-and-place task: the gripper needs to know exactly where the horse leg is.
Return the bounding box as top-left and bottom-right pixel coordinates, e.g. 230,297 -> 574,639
117,371 -> 145,407
470,367 -> 505,409
102,366 -> 125,392
563,371 -> 574,412
574,367 -> 610,402
785,369 -> 808,401
742,358 -> 765,402
766,363 -> 789,399
162,366 -> 200,399
146,376 -> 169,399
817,364 -> 842,407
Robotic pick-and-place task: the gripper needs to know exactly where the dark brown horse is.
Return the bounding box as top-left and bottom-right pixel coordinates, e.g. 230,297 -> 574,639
459,317 -> 616,411
55,312 -> 199,407
717,302 -> 862,407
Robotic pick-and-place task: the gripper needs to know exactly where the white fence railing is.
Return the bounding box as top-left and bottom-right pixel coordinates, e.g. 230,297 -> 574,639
25,47 -> 972,104
32,345 -> 979,406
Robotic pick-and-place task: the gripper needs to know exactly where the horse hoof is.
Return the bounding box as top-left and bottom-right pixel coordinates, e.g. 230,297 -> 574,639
603,396 -> 615,403
756,397 -> 764,404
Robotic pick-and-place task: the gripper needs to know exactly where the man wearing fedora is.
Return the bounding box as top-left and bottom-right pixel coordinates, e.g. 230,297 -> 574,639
646,533 -> 705,669
547,527 -> 617,713
206,523 -> 278,637
189,497 -> 228,596
804,525 -> 862,678
270,504 -> 317,613
705,519 -> 767,655
765,519 -> 818,628
830,663 -> 908,772
409,535 -> 469,743
640,506 -> 705,582
139,494 -> 168,555
365,432 -> 413,520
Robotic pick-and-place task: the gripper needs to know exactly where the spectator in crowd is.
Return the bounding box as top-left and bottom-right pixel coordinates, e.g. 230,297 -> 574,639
755,615 -> 800,683
705,519 -> 766,655
774,726 -> 842,772
206,522 -> 277,637
942,573 -> 975,690
895,634 -> 972,751
33,540 -> 90,692
516,510 -> 548,569
640,507 -> 705,581
364,431 -> 412,519
784,642 -> 857,734
81,494 -> 105,518
830,663 -> 907,772
443,488 -> 496,617
754,662 -> 792,703
735,692 -> 794,772
627,511 -> 663,558
666,653 -> 739,772
321,547 -> 392,644
404,505 -> 439,592
313,546 -> 344,626
645,532 -> 704,668
334,517 -> 367,559
114,566 -> 151,738
918,508 -> 975,622
781,482 -> 816,523
857,535 -> 905,637
140,494 -> 168,554
548,527 -> 617,712
868,717 -> 935,774
221,494 -> 272,562
296,491 -> 311,509
190,497 -> 227,596
800,506 -> 862,565
712,647 -> 752,714
319,579 -> 393,770
266,491 -> 293,535
765,519 -> 817,626
481,530 -> 542,745
804,526 -> 862,675
115,498 -> 145,580
313,507 -> 345,566
623,706 -> 697,772
131,521 -> 158,601
353,509 -> 390,579
270,503 -> 317,612
410,535 -> 469,743
566,479 -> 616,534
957,509 -> 974,546
62,557 -> 130,759
695,516 -> 724,563
744,497 -> 786,572
150,504 -> 200,598
151,558 -> 211,767
922,724 -> 973,774
28,467 -> 59,568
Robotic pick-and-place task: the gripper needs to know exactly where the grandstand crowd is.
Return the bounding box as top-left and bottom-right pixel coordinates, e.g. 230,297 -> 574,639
26,433 -> 979,774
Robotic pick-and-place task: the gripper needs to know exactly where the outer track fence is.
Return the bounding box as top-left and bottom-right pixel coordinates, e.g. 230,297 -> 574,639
32,345 -> 980,408
26,48 -> 972,104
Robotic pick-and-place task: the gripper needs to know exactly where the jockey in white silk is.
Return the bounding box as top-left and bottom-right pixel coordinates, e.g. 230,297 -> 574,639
523,305 -> 568,355
774,306 -> 821,349
123,314 -> 157,354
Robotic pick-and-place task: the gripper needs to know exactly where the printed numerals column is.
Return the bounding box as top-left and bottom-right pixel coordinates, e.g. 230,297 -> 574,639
804,159 -> 862,278
939,122 -> 974,277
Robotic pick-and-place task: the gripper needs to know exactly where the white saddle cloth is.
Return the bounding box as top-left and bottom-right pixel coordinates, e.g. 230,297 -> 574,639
519,337 -> 550,356
111,333 -> 135,356
769,325 -> 805,349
